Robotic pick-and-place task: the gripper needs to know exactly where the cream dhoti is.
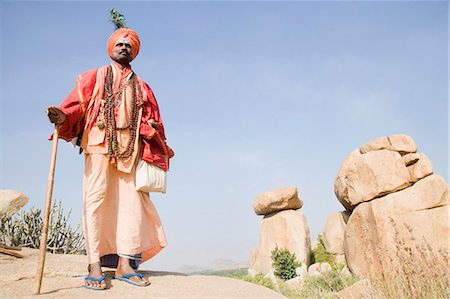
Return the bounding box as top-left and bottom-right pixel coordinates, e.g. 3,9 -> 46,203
83,153 -> 167,268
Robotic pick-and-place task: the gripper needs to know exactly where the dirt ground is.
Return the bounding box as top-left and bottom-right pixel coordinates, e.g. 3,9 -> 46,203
0,248 -> 287,299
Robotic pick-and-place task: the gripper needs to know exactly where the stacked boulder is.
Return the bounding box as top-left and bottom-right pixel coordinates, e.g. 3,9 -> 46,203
249,186 -> 311,275
331,134 -> 449,278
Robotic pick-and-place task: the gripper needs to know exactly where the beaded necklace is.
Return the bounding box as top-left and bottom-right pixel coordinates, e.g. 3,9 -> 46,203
104,65 -> 141,160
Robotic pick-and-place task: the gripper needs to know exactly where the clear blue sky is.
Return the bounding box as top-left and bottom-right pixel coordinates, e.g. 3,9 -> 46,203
1,1 -> 448,272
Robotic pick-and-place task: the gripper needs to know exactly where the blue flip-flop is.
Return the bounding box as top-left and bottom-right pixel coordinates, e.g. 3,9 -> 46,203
113,273 -> 150,287
84,275 -> 107,290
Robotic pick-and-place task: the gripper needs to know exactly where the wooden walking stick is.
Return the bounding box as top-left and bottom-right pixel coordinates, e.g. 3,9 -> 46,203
34,125 -> 59,295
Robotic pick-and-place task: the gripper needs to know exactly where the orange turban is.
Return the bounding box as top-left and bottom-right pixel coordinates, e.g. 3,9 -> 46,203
107,28 -> 141,61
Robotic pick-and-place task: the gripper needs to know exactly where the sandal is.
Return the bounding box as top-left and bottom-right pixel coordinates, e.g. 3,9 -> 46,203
114,273 -> 150,287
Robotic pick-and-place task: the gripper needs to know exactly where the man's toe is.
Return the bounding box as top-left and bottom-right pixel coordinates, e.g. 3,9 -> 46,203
85,279 -> 107,289
131,276 -> 150,286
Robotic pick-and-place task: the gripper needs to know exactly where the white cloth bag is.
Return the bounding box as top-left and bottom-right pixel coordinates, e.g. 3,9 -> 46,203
135,158 -> 167,193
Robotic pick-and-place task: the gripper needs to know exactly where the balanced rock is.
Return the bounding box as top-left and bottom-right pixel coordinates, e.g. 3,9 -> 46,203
253,186 -> 302,216
344,175 -> 449,278
323,211 -> 350,255
0,190 -> 29,218
250,210 -> 311,275
334,150 -> 410,210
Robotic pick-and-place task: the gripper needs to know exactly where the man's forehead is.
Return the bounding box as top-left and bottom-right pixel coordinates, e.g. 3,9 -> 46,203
115,38 -> 131,45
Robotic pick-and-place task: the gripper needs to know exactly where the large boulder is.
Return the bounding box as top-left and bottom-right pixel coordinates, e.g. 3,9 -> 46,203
334,150 -> 411,210
253,186 -> 302,215
323,211 -> 350,255
0,190 -> 29,218
344,175 -> 449,278
250,210 -> 311,275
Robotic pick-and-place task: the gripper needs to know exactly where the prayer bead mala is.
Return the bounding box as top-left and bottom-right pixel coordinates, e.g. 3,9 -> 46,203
104,65 -> 141,159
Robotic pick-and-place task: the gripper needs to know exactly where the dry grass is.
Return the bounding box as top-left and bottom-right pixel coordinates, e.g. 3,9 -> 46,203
287,269 -> 360,299
368,218 -> 449,299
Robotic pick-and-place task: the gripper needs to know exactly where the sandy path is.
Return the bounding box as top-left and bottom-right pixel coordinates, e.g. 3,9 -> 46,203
0,248 -> 287,299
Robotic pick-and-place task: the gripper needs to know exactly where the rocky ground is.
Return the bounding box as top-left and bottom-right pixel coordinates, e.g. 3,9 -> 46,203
0,248 -> 286,299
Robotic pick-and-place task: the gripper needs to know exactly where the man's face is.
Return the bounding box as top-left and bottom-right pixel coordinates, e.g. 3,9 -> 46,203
111,38 -> 133,65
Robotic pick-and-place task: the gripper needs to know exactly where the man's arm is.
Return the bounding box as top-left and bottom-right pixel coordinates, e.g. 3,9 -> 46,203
46,69 -> 97,141
139,82 -> 164,141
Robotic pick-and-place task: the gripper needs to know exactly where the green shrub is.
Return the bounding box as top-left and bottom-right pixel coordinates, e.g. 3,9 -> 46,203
311,234 -> 336,268
0,200 -> 85,254
271,247 -> 301,280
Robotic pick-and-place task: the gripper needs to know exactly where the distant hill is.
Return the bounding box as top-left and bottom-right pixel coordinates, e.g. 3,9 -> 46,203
178,258 -> 249,275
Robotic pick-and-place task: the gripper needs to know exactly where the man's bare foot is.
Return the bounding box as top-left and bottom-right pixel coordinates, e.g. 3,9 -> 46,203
85,262 -> 107,290
115,257 -> 150,286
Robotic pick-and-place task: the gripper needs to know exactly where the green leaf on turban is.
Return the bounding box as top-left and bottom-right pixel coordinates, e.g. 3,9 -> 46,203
109,8 -> 127,29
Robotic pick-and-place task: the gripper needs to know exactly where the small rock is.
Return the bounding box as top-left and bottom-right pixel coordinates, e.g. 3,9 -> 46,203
407,153 -> 433,183
247,268 -> 258,278
320,262 -> 332,273
0,190 -> 29,218
341,265 -> 352,276
307,264 -> 321,276
295,264 -> 308,278
335,254 -> 346,265
388,134 -> 417,155
359,136 -> 390,154
308,262 -> 332,276
402,153 -> 421,166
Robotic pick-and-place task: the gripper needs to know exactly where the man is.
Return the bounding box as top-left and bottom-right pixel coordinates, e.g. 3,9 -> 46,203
47,27 -> 174,290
